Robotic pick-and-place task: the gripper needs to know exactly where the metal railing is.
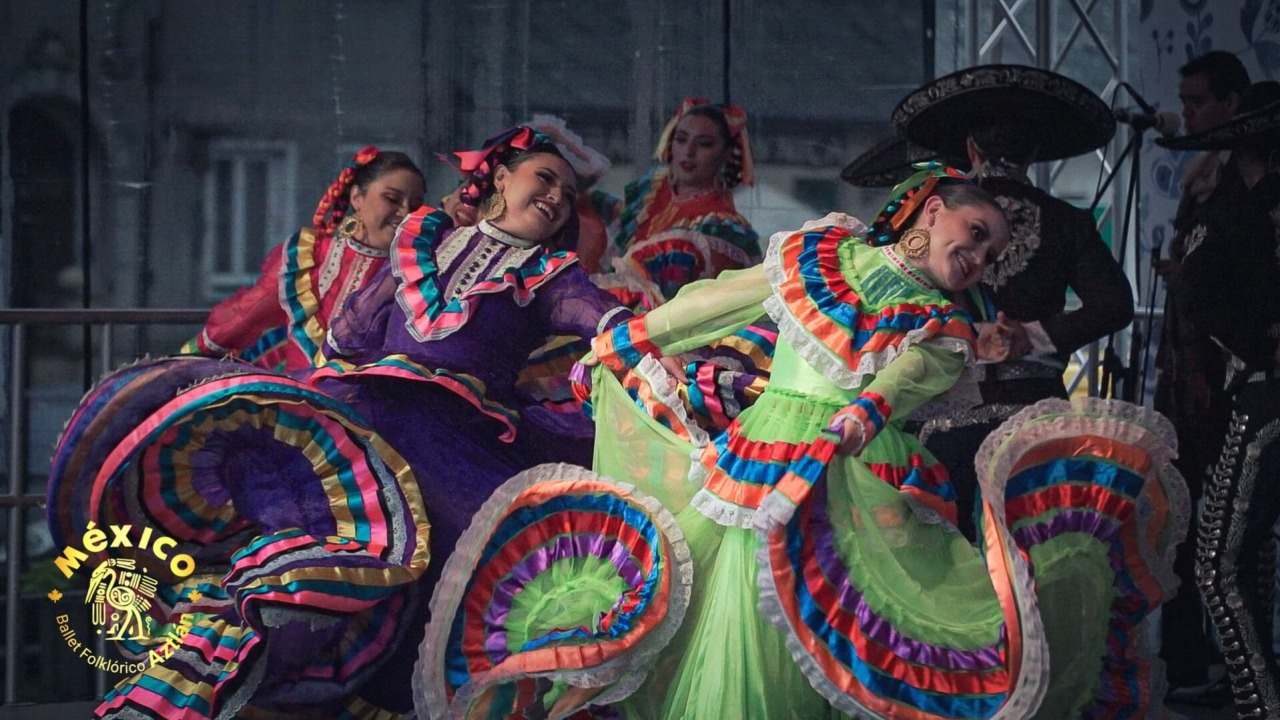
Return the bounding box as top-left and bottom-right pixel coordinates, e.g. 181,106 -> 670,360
0,308 -> 206,705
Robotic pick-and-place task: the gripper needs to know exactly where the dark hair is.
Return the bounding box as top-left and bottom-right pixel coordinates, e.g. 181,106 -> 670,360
890,180 -> 1003,242
673,104 -> 748,188
312,148 -> 424,236
680,105 -> 732,144
1180,50 -> 1251,102
352,151 -> 423,191
479,142 -> 579,249
969,125 -> 1040,166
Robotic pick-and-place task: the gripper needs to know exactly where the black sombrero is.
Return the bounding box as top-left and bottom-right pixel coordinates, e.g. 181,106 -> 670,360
1157,81 -> 1280,151
891,64 -> 1116,162
840,134 -> 963,187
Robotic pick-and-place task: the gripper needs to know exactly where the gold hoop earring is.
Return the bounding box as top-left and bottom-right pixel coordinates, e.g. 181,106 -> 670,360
337,214 -> 364,239
483,193 -> 507,221
897,228 -> 930,260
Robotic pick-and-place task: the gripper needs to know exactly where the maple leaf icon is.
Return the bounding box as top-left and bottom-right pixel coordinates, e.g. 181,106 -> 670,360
48,589 -> 63,603
188,590 -> 203,602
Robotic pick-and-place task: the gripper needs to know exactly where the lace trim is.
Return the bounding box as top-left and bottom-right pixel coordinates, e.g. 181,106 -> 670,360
415,463 -> 693,719
753,507 -> 1051,720
595,306 -> 631,335
317,234 -> 345,296
199,328 -> 230,355
669,184 -> 721,203
632,355 -> 711,447
477,219 -> 540,249
689,486 -> 757,529
687,446 -> 711,485
340,233 -> 389,257
323,328 -> 348,358
974,398 -> 1179,492
762,218 -> 974,391
880,246 -> 939,291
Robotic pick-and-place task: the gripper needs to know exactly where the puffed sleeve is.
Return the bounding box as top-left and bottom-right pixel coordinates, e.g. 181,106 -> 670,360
531,266 -> 634,340
591,265 -> 772,370
184,243 -> 289,355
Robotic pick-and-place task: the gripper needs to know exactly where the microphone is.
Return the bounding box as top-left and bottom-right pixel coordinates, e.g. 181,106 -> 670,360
1114,108 -> 1182,137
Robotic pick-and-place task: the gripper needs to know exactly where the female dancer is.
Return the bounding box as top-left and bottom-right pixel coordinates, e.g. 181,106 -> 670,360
421,165 -> 1188,719
47,127 -> 636,719
181,146 -> 425,371
594,96 -> 760,306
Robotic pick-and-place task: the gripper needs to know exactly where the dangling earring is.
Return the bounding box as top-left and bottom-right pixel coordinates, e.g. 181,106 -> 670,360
897,228 -> 930,260
337,214 -> 364,240
483,192 -> 507,221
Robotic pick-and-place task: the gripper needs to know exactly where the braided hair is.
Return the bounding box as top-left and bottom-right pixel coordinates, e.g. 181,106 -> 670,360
311,146 -> 424,236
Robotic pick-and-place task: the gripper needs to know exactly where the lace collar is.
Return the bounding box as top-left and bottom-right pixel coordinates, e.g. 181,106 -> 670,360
880,246 -> 940,291
338,233 -> 389,257
478,219 -> 540,249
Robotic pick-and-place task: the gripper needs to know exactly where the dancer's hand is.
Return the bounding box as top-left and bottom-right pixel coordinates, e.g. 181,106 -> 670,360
657,356 -> 688,388
834,415 -> 866,456
977,312 -> 1031,362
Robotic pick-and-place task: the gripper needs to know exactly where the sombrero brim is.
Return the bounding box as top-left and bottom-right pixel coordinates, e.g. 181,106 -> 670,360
840,134 -> 960,187
891,64 -> 1116,162
1157,99 -> 1280,151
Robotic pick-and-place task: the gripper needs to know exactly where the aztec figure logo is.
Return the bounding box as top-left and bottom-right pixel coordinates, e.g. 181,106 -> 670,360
49,522 -> 197,673
86,558 -> 160,641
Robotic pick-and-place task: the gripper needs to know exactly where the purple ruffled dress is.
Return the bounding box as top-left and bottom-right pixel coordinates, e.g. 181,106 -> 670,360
306,210 -> 631,707
46,208 -> 630,719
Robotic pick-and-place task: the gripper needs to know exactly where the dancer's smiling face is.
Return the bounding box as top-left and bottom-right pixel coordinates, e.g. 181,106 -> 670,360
349,168 -> 425,250
490,153 -> 578,241
910,194 -> 1010,291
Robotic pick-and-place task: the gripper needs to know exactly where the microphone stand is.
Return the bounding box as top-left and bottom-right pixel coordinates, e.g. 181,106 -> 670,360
1091,83 -> 1159,403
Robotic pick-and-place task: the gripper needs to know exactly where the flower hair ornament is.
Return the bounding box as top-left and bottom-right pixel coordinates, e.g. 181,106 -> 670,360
312,145 -> 382,237
654,96 -> 756,188
444,126 -> 557,208
865,161 -> 970,246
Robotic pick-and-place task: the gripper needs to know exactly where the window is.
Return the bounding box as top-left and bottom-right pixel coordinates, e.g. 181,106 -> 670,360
201,140 -> 298,300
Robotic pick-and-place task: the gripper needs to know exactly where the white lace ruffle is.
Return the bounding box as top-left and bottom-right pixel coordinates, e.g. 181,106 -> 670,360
971,396 -> 1187,719
974,398 -> 1179,498
761,220 -> 975,392
633,355 -> 711,447
414,462 -> 693,720
686,446 -> 711,486
689,486 -> 758,529
591,262 -> 664,305
751,490 -> 799,532
752,508 -> 1051,720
